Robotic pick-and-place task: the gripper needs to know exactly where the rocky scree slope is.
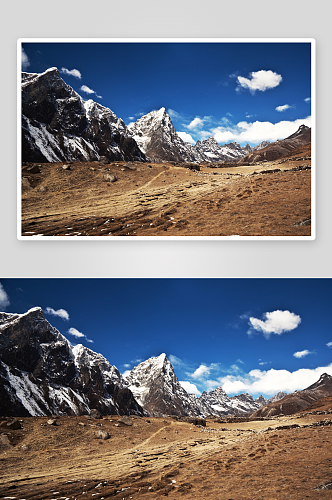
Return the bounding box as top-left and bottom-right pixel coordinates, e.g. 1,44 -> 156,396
21,67 -> 145,163
0,308 -> 143,417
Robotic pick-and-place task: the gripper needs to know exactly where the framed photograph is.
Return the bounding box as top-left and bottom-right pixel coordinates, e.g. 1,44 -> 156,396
18,39 -> 315,240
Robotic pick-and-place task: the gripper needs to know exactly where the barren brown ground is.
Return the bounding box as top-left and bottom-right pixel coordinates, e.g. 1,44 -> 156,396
21,155 -> 311,237
1,410 -> 331,499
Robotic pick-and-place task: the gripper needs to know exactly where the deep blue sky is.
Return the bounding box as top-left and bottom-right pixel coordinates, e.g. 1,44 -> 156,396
20,41 -> 312,146
1,278 -> 330,399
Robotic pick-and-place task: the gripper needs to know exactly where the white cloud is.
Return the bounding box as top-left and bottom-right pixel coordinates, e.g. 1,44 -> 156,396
60,67 -> 82,79
237,70 -> 282,93
21,48 -> 30,71
80,85 -> 95,94
179,381 -> 201,396
293,349 -> 312,358
276,104 -> 291,112
123,363 -> 131,368
187,117 -> 204,130
45,307 -> 69,321
189,364 -> 211,379
80,85 -> 102,99
248,310 -> 301,338
213,116 -> 311,145
122,370 -> 131,378
0,283 -> 10,309
327,342 -> 332,348
68,327 -> 84,338
177,131 -> 195,145
67,327 -> 93,343
219,364 -> 332,396
304,97 -> 311,102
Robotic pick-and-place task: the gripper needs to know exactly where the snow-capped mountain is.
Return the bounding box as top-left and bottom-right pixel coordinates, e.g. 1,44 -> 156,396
123,354 -> 269,417
21,67 -> 277,165
127,108 -> 202,163
0,308 -> 143,417
122,353 -> 203,417
21,67 -> 145,163
194,137 -> 254,164
127,111 -> 261,164
0,309 -> 290,419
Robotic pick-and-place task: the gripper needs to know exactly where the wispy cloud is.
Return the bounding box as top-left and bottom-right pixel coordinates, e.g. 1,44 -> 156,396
169,354 -> 185,367
21,48 -> 30,71
236,70 -> 282,93
80,85 -> 102,99
60,67 -> 82,79
276,104 -> 294,112
248,310 -> 301,338
304,97 -> 311,102
0,282 -> 10,310
45,306 -> 69,321
167,108 -> 184,120
293,349 -> 313,359
327,342 -> 332,348
68,327 -> 93,343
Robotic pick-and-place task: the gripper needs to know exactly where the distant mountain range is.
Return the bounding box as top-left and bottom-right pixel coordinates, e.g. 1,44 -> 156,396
251,373 -> 332,418
6,307 -> 328,419
21,67 -> 310,165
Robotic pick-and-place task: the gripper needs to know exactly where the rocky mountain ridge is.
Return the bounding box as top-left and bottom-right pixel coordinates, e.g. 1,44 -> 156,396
0,308 -> 143,417
21,68 -> 281,165
251,373 -> 332,418
22,67 -> 145,163
3,308 -> 321,419
237,124 -> 311,165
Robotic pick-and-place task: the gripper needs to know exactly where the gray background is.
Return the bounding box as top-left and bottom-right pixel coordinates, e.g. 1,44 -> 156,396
1,0 -> 330,278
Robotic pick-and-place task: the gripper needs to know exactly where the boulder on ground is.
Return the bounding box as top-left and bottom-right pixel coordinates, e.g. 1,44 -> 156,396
47,419 -> 58,426
99,156 -> 110,164
7,419 -> 22,430
90,409 -> 102,419
104,174 -> 117,182
95,430 -> 110,440
118,416 -> 133,426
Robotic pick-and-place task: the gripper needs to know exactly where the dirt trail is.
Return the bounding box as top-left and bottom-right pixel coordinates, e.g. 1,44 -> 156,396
1,411 -> 331,499
21,158 -> 312,236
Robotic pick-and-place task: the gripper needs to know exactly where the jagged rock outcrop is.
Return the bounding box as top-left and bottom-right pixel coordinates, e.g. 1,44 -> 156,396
0,308 -> 143,417
21,68 -> 145,163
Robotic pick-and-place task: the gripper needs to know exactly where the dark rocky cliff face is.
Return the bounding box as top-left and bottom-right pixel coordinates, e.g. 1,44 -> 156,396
21,68 -> 145,163
0,308 -> 143,417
